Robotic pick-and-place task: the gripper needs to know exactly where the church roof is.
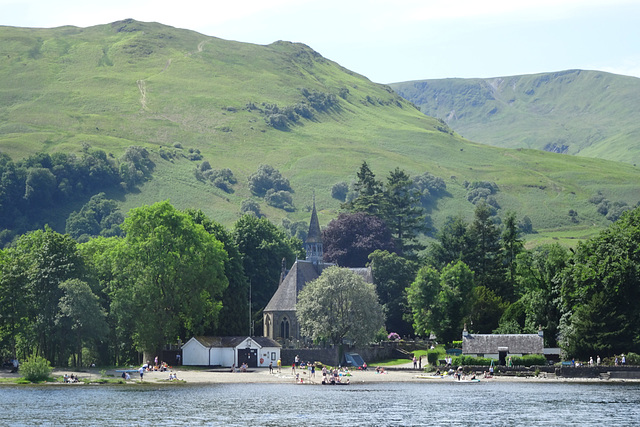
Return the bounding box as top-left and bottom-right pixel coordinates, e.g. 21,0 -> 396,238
264,260 -> 323,312
305,201 -> 322,244
462,333 -> 543,354
264,261 -> 374,313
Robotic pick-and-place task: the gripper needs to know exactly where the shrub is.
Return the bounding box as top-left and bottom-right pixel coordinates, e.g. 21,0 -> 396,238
20,354 -> 53,383
331,181 -> 349,201
624,352 -> 640,365
426,350 -> 439,366
451,355 -> 494,366
248,164 -> 292,197
241,199 -> 261,217
510,354 -> 547,366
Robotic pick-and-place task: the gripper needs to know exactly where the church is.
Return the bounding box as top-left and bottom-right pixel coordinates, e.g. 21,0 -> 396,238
262,201 -> 373,343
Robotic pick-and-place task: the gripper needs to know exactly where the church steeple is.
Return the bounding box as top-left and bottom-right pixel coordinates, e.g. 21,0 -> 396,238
305,194 -> 323,264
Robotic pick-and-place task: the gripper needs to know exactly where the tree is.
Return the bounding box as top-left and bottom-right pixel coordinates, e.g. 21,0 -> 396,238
57,278 -> 108,367
185,209 -> 250,336
369,250 -> 418,336
466,203 -> 507,299
501,211 -> 524,300
115,201 -> 229,358
233,214 -> 303,332
342,161 -> 385,216
511,244 -> 568,347
65,192 -> 123,241
559,207 -> 640,358
407,261 -> 475,343
297,267 -> 384,346
467,286 -> 508,333
322,212 -> 395,267
383,167 -> 427,257
0,247 -> 29,360
426,215 -> 470,269
248,164 -> 292,197
15,227 -> 87,365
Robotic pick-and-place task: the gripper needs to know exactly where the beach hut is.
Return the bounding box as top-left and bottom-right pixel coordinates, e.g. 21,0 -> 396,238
181,336 -> 281,368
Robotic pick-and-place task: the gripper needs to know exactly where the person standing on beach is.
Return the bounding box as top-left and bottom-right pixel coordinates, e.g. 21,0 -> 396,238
269,361 -> 273,374
292,362 -> 296,374
277,358 -> 282,373
413,355 -> 417,369
139,366 -> 144,381
295,355 -> 299,367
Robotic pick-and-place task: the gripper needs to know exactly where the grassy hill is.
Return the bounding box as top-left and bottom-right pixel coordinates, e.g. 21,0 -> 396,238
389,70 -> 640,166
1,20 -> 640,245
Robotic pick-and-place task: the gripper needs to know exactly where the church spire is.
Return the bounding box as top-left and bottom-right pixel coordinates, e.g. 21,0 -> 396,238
305,193 -> 323,264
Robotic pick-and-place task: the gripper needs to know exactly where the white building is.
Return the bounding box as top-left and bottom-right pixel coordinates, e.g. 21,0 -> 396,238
181,336 -> 280,368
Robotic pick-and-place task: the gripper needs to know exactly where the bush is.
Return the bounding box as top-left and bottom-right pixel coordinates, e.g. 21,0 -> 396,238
426,350 -> 439,366
331,181 -> 349,201
624,352 -> 640,365
20,354 -> 53,383
451,355 -> 494,366
510,354 -> 547,366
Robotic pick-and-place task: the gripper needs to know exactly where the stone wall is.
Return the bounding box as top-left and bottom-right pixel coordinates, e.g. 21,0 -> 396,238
281,343 -> 397,367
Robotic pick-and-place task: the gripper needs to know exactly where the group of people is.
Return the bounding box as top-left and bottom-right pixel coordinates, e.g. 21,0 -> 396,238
614,354 -> 626,365
321,366 -> 350,384
412,355 -> 423,370
63,373 -> 80,383
2,358 -> 19,373
588,356 -> 602,366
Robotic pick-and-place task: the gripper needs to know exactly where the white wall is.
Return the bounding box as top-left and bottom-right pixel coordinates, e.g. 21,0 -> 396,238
257,347 -> 280,367
182,339 -> 209,366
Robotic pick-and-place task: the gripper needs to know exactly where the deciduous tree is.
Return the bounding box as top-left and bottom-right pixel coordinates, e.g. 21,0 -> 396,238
297,267 -> 384,346
322,212 -> 394,267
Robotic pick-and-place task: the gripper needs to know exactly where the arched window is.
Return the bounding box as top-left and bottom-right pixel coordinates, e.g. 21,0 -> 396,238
280,317 -> 290,339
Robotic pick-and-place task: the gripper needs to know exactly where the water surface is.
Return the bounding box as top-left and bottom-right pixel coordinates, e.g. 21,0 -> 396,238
1,381 -> 639,426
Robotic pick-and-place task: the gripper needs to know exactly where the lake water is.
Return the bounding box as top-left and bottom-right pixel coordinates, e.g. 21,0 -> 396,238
1,381 -> 639,426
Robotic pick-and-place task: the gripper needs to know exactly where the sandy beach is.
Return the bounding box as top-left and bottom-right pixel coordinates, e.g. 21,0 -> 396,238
2,366 -> 634,385
2,362 -> 638,384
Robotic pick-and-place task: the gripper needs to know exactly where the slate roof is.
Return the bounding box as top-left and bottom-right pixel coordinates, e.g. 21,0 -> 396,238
264,260 -> 322,312
263,261 -> 374,313
462,333 -> 543,354
192,336 -> 280,348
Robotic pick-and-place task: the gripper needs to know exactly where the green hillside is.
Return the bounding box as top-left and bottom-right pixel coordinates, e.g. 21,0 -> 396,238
390,70 -> 640,165
1,20 -> 640,244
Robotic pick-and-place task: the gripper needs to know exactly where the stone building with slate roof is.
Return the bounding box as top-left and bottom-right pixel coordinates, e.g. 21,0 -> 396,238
263,200 -> 373,343
462,326 -> 544,365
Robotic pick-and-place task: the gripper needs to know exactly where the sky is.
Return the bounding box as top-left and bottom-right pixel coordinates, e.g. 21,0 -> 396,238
2,0 -> 640,83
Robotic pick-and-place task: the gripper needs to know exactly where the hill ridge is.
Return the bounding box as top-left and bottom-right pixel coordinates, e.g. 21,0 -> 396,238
390,70 -> 640,165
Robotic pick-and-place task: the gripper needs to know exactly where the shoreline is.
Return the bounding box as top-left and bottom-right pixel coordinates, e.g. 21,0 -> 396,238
3,367 -> 640,385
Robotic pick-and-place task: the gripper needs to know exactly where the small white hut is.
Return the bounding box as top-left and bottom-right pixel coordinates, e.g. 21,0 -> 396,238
181,336 -> 280,368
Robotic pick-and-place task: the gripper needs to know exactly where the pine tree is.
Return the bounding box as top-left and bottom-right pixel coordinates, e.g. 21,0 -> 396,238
383,167 -> 427,257
342,161 -> 385,216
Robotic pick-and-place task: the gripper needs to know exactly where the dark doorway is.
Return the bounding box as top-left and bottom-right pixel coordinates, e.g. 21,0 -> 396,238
238,348 -> 258,367
498,348 -> 508,366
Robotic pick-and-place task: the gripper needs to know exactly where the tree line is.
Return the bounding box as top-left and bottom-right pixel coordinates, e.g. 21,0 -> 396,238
0,146 -> 154,246
2,159 -> 639,366
0,201 -> 302,366
324,162 -> 640,360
